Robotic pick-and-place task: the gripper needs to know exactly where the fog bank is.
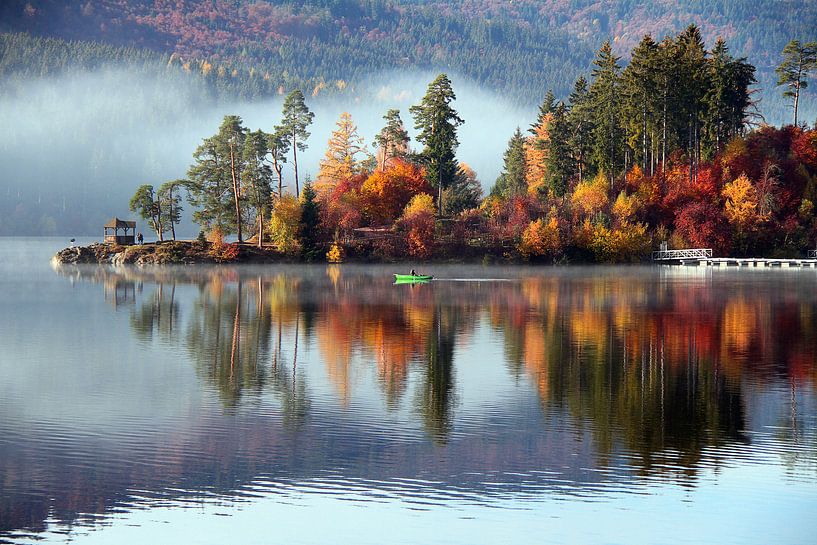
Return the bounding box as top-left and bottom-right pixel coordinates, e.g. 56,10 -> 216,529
0,68 -> 532,237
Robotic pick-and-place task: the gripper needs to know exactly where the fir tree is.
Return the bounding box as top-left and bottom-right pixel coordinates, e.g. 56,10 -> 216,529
589,40 -> 623,188
544,103 -> 574,196
299,181 -> 321,259
410,73 -> 464,215
493,127 -> 527,198
567,76 -> 593,183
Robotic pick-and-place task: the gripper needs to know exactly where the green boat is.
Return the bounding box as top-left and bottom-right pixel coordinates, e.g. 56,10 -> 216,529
393,274 -> 434,284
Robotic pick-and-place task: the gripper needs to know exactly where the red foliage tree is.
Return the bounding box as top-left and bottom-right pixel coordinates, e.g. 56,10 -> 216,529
674,200 -> 731,255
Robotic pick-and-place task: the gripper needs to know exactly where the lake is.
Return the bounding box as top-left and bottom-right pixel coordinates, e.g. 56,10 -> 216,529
0,237 -> 815,544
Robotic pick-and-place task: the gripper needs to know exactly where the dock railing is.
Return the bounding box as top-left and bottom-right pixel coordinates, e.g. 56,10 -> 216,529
652,248 -> 712,261
809,250 -> 817,258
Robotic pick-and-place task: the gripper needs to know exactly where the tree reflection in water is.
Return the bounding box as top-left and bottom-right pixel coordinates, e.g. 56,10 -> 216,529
64,265 -> 817,473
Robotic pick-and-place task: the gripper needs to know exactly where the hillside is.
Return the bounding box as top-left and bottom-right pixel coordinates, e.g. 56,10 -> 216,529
1,0 -> 816,120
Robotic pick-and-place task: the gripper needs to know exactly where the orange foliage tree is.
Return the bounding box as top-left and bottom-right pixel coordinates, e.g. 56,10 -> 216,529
362,159 -> 430,225
400,193 -> 436,258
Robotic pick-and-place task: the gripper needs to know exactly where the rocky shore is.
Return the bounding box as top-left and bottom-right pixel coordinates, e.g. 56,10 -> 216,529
52,241 -> 292,266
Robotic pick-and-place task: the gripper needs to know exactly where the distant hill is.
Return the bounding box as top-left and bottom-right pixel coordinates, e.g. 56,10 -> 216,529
1,0 -> 816,122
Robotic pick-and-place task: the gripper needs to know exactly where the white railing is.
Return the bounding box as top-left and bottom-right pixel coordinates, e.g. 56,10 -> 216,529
809,250 -> 817,258
652,248 -> 713,261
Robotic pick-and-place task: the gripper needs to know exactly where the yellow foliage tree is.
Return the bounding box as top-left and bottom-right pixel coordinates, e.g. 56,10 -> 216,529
268,195 -> 302,254
590,221 -> 650,262
519,215 -> 562,258
326,242 -> 344,263
571,171 -> 609,218
317,112 -> 369,193
525,115 -> 551,195
722,173 -> 757,227
612,191 -> 638,223
402,193 -> 436,218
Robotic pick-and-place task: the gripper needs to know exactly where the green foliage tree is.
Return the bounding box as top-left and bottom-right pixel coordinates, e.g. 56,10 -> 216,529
373,108 -> 410,170
544,102 -> 574,196
277,90 -> 314,196
129,184 -> 163,240
410,73 -> 464,215
493,127 -> 527,198
242,130 -> 274,247
531,89 -> 556,132
567,76 -> 593,183
589,40 -> 624,188
776,39 -> 817,126
157,180 -> 184,241
186,115 -> 248,240
299,181 -> 321,259
267,128 -> 290,199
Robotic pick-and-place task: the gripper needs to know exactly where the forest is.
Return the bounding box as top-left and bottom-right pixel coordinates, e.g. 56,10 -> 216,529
2,0 -> 816,116
127,27 -> 817,263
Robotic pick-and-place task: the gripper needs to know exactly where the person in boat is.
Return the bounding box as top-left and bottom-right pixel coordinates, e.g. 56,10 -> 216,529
410,269 -> 416,276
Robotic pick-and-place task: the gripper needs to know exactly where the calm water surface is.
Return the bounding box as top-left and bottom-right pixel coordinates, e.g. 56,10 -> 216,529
0,237 -> 815,544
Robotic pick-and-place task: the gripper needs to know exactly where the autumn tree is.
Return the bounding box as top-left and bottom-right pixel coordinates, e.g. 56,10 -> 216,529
776,40 -> 817,126
400,193 -> 436,258
362,159 -> 430,224
318,112 -> 369,192
410,73 -> 464,215
277,89 -> 314,196
373,108 -> 410,170
268,194 -> 301,254
722,173 -> 758,250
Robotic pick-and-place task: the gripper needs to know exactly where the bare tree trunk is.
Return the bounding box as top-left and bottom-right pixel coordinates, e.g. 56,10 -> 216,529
292,131 -> 300,197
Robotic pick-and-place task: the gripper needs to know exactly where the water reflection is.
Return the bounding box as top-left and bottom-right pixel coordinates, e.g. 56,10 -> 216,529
2,263 -> 816,542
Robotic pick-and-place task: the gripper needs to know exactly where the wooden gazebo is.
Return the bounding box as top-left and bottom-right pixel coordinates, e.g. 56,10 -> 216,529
103,218 -> 136,245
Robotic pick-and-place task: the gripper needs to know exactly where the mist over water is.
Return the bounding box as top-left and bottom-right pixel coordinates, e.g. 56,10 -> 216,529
0,68 -> 531,237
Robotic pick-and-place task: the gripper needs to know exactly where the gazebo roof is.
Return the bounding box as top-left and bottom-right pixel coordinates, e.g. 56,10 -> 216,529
104,218 -> 136,229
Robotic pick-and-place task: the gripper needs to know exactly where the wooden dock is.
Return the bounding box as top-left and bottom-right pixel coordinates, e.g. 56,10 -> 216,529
653,248 -> 817,268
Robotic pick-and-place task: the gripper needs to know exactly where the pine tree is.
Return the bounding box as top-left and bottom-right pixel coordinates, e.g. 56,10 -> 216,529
318,112 -> 369,190
267,128 -> 290,200
187,115 -> 248,239
493,127 -> 527,198
409,73 -> 464,215
242,130 -> 273,247
277,90 -> 314,196
589,40 -> 623,188
373,108 -> 410,170
776,40 -> 817,126
157,180 -> 184,241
